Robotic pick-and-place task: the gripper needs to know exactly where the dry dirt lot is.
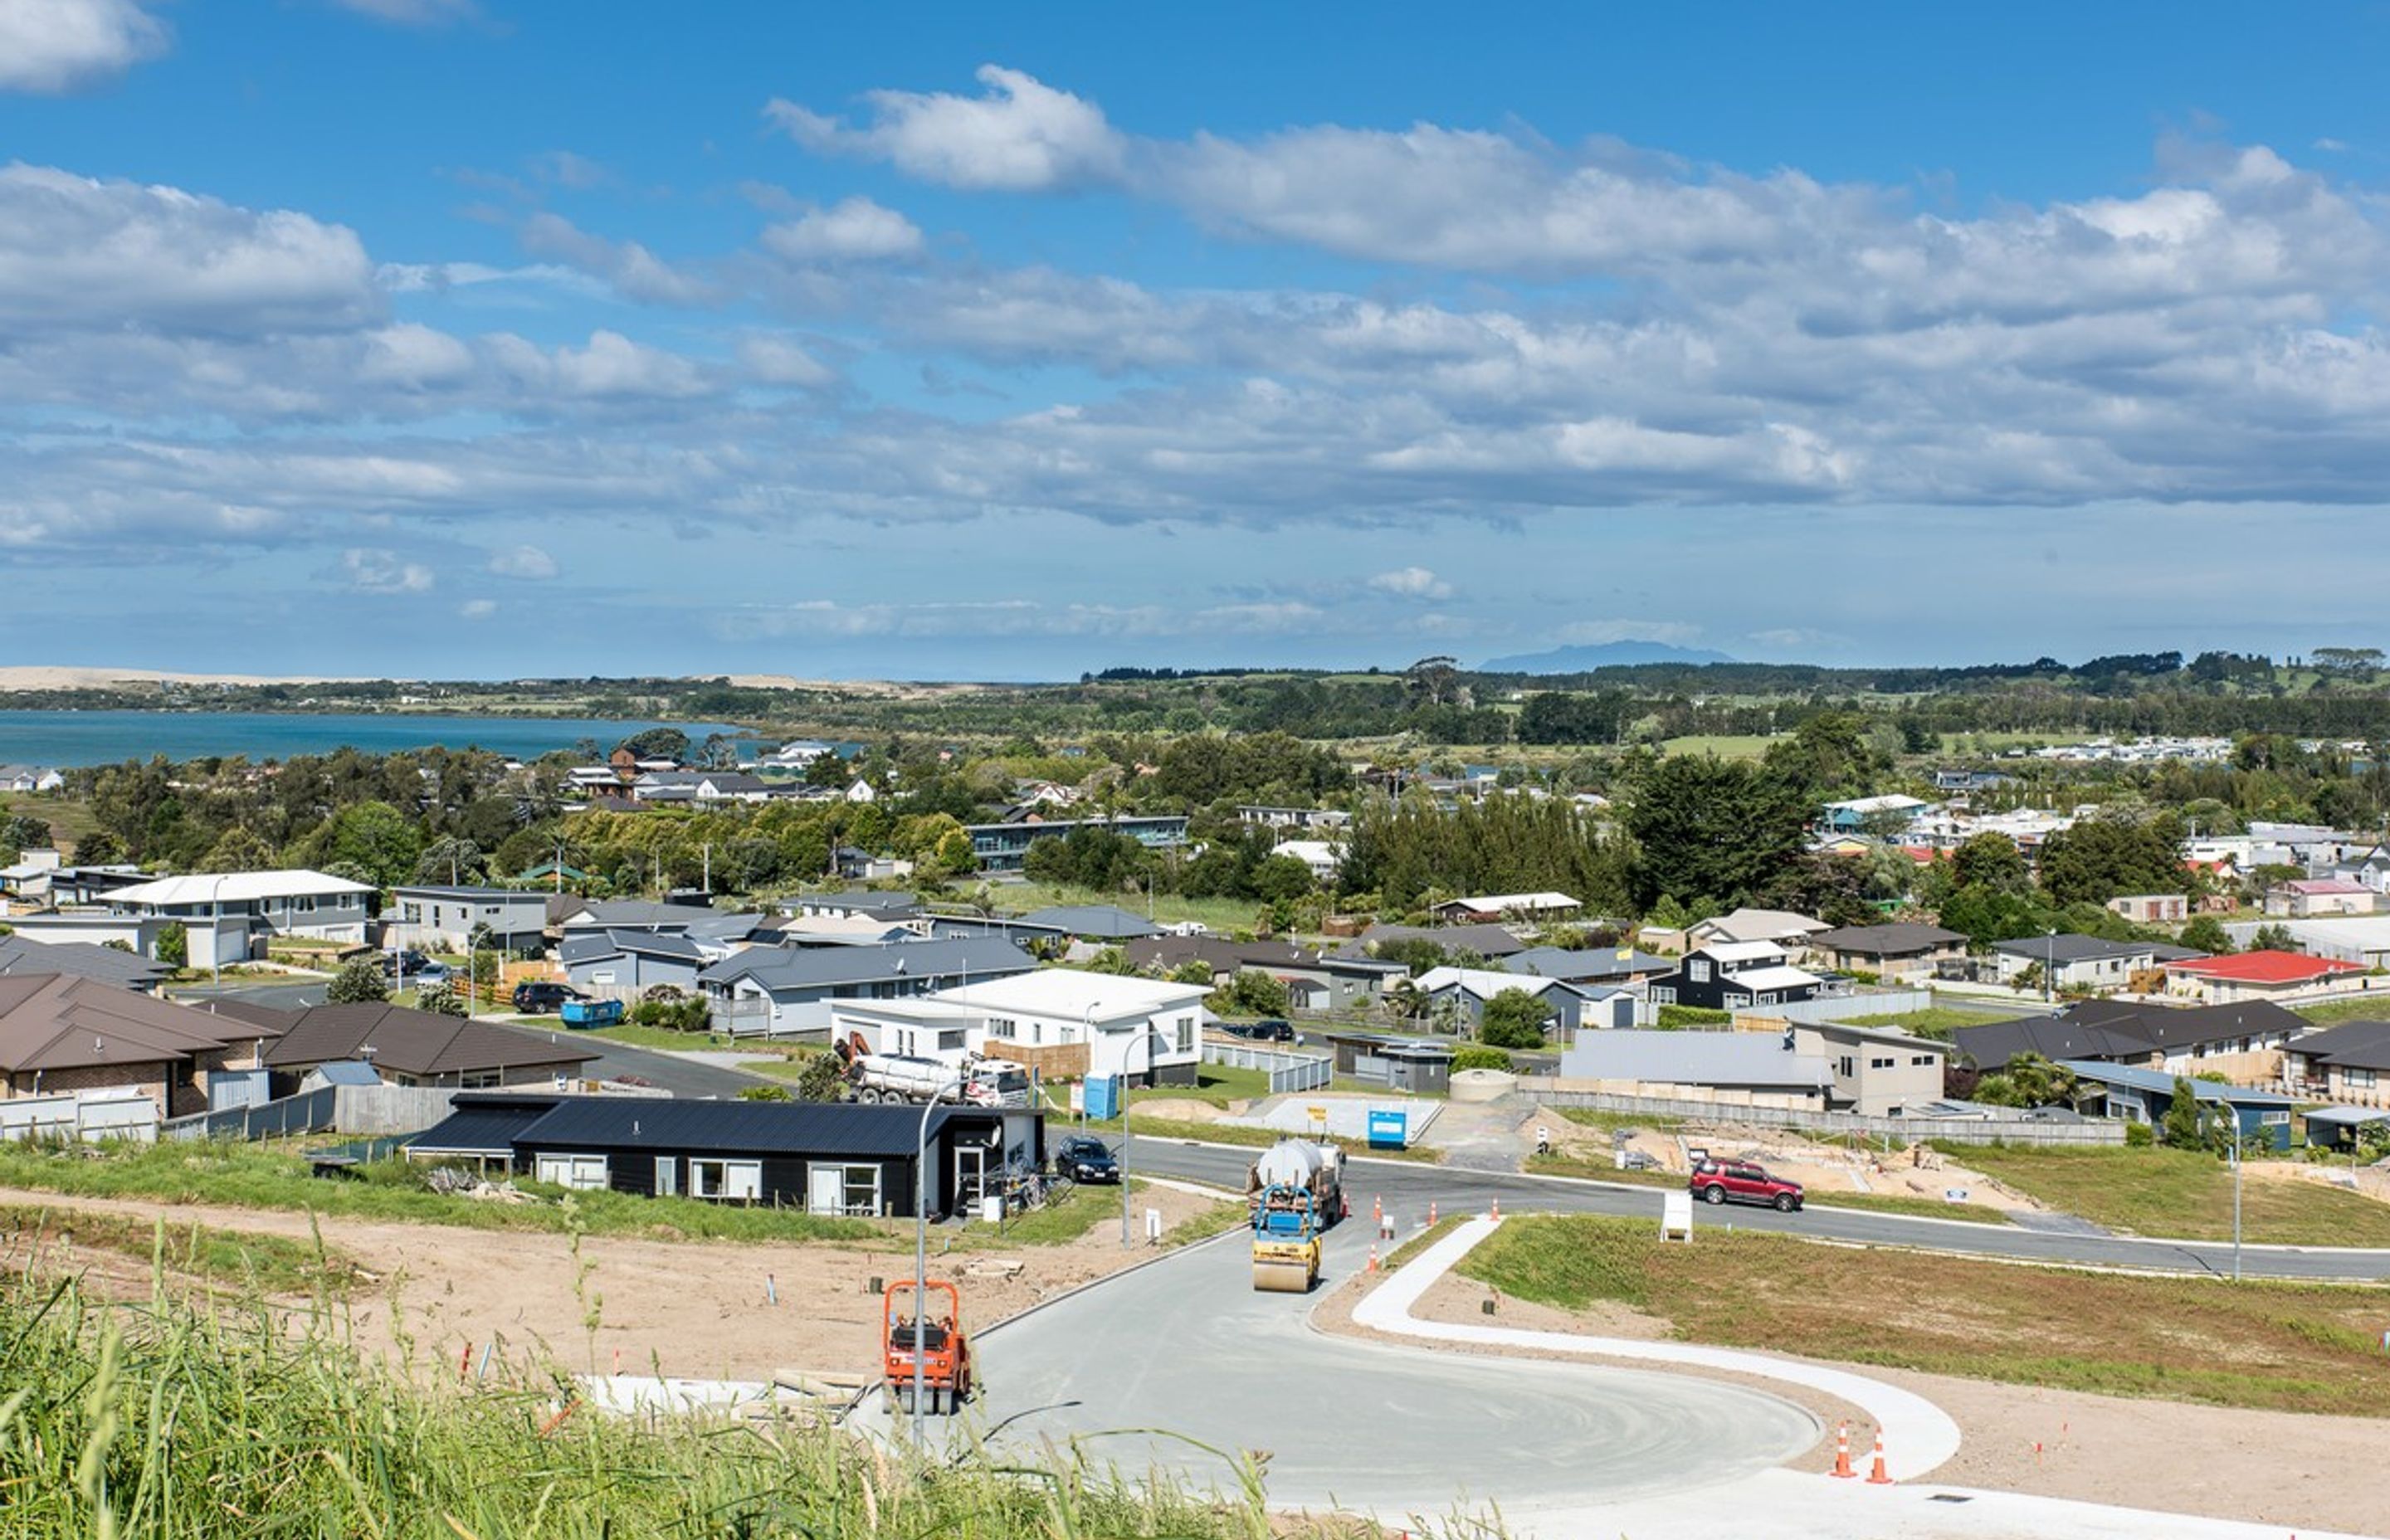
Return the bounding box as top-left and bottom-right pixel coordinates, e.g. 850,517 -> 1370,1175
1320,1264 -> 2390,1538
0,1181 -> 1226,1386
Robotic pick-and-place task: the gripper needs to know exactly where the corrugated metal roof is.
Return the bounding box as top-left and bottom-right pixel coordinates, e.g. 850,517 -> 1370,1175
410,1098 -> 557,1154
514,1098 -> 976,1156
1560,1030 -> 1830,1089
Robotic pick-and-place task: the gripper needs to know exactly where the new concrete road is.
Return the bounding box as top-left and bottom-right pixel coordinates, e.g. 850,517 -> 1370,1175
168,981 -> 773,1100
949,1194 -> 1818,1514
1121,1135 -> 2390,1281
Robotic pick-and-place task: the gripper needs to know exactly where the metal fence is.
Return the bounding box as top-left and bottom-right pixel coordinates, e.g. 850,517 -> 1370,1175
1758,989 -> 1935,1026
1200,1040 -> 1334,1094
1516,1080 -> 2128,1146
160,1083 -> 464,1143
0,1090 -> 159,1144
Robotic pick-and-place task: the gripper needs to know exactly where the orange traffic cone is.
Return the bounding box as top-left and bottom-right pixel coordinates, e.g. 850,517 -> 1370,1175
1491,1196 -> 1500,1220
1373,1193 -> 1383,1224
1866,1431 -> 1893,1485
1367,1242 -> 1381,1273
1830,1421 -> 1856,1479
1428,1200 -> 1438,1226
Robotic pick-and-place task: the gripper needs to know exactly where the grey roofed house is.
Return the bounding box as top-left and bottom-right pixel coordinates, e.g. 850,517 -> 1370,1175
1503,946 -> 1675,984
2064,997 -> 2308,1055
555,899 -> 724,934
1017,904 -> 1160,940
700,935 -> 1035,992
1810,922 -> 1968,958
783,890 -> 924,922
560,928 -> 708,967
261,1002 -> 598,1087
1332,922 -> 1525,961
2283,1018 -> 2390,1063
1558,1029 -> 1831,1092
1987,933 -> 2155,966
0,933 -> 175,992
1953,1013 -> 2159,1070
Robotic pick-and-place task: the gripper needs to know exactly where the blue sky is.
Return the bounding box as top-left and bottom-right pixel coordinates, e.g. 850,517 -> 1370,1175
4,2 -> 2390,680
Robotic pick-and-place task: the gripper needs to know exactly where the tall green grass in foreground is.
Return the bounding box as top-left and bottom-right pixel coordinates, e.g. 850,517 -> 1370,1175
0,1260 -> 1368,1540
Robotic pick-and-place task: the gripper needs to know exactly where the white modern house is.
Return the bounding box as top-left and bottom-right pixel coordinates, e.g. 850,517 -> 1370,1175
8,869 -> 374,966
385,886 -> 551,953
838,969 -> 1207,1087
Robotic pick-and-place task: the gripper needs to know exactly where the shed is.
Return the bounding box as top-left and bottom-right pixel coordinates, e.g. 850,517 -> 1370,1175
1316,1031 -> 1453,1094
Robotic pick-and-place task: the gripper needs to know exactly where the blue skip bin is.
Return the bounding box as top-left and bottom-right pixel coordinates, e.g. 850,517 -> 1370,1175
1367,1109 -> 1408,1149
560,998 -> 625,1028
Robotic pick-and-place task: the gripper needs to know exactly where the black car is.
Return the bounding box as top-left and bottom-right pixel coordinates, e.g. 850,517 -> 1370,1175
1222,1019 -> 1295,1043
382,949 -> 436,977
512,981 -> 586,1014
1054,1135 -> 1119,1184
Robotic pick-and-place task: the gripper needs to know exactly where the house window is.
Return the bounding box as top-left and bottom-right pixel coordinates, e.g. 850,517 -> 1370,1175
1837,1056 -> 1855,1077
1651,987 -> 1675,1006
2349,1068 -> 2378,1089
1689,961 -> 1711,982
401,903 -> 423,924
1871,1056 -> 1894,1070
534,1153 -> 608,1191
1911,1055 -> 1935,1066
690,1159 -> 763,1201
655,1157 -> 680,1196
990,1016 -> 1016,1040
808,1161 -> 882,1216
458,1070 -> 502,1089
2259,1110 -> 2291,1126
1175,1016 -> 1195,1054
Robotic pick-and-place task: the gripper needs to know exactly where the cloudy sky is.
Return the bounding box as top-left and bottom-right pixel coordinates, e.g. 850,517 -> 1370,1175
4,2 -> 2389,679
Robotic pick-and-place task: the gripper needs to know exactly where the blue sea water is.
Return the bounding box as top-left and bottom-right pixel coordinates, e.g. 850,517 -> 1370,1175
0,711 -> 749,768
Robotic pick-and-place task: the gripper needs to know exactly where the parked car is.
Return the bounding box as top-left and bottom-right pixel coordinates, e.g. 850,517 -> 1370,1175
1690,1158 -> 1802,1212
1053,1134 -> 1119,1184
512,981 -> 587,1014
410,962 -> 451,987
383,948 -> 436,977
1221,1019 -> 1296,1043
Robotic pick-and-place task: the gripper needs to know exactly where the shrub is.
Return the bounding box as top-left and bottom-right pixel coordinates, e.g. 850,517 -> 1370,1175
1451,1045 -> 1514,1072
1478,987 -> 1554,1050
2124,1121 -> 2154,1148
1656,1004 -> 1733,1030
155,922 -> 188,968
326,958 -> 390,1005
739,1084 -> 793,1102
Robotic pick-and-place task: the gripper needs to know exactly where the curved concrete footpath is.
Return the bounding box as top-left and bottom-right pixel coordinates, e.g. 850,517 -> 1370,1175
1351,1215 -> 1963,1480
1356,1212 -> 2385,1540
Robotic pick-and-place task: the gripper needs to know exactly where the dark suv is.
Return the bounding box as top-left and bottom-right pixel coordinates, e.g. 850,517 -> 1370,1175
1690,1158 -> 1803,1212
512,982 -> 586,1014
1222,1019 -> 1296,1043
1054,1135 -> 1120,1184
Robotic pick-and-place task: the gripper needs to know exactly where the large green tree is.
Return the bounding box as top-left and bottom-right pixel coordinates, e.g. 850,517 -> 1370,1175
1477,987 -> 1554,1050
2036,814 -> 2188,907
1623,756 -> 1809,910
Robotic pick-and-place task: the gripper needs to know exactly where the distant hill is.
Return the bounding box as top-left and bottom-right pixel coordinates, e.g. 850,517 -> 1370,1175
1477,641 -> 1738,673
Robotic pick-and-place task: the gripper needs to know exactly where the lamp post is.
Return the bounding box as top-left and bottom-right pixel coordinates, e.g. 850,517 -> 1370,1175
2229,1130 -> 2244,1283
1120,1020 -> 1159,1250
2043,927 -> 2056,1006
910,1066 -> 965,1451
207,873 -> 230,989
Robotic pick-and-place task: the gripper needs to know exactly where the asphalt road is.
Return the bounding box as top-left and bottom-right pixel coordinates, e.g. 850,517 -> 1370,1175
1121,1136 -> 2390,1281
945,1192 -> 1818,1513
168,981 -> 772,1100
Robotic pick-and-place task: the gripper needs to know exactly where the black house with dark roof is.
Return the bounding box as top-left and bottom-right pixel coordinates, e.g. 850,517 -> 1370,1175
407,1094 -> 1044,1217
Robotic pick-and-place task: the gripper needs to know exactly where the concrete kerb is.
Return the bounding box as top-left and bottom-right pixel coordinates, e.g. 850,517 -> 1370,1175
1352,1215 -> 1964,1483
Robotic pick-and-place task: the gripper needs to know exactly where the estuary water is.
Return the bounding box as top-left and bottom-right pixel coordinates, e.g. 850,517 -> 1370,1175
0,710 -> 747,768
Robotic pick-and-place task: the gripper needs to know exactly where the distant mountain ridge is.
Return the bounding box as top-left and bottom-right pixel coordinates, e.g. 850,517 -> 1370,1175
1477,641 -> 1738,672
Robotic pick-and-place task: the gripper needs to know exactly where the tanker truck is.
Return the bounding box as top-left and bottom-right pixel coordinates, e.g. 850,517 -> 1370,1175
1247,1138 -> 1347,1293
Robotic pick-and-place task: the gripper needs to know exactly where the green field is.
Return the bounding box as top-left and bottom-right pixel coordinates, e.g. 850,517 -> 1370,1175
2293,997 -> 2390,1028
2,1203 -> 361,1297
1461,1214 -> 2390,1416
987,880 -> 1270,934
1656,734 -> 1778,759
1951,1144 -> 2390,1245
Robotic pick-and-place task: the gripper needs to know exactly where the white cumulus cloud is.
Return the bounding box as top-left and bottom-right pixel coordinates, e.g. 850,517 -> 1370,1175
765,65 -> 1126,191
1367,566 -> 1452,599
0,0 -> 168,93
762,197 -> 925,263
488,543 -> 558,579
342,548 -> 435,593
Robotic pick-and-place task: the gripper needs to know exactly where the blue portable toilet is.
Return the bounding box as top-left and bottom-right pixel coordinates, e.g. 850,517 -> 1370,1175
1084,1074 -> 1123,1121
1368,1108 -> 1408,1149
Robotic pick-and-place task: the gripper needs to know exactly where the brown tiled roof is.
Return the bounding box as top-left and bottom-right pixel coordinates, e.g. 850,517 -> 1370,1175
0,973 -> 267,1075
261,1002 -> 598,1078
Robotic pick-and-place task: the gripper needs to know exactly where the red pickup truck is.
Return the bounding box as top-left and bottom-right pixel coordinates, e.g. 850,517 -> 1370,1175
1690,1158 -> 1804,1212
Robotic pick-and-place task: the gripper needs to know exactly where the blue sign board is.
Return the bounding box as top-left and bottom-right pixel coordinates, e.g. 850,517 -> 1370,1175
1367,1109 -> 1408,1148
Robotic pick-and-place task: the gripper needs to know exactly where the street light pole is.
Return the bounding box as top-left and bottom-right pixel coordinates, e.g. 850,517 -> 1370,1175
208,873 -> 229,989
1121,1021 -> 1155,1249
2230,1133 -> 2244,1283
910,1067 -> 964,1451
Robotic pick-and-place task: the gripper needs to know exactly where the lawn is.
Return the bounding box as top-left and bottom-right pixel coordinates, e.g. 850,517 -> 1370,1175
1951,1144 -> 2390,1245
2293,997 -> 2390,1028
1553,1106 -> 1685,1134
575,1021 -> 738,1052
1839,1006 -> 2016,1038
1461,1214 -> 2390,1417
1656,733 -> 1778,760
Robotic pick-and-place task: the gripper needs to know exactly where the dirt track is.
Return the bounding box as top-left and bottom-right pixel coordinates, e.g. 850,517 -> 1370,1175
0,1182 -> 1222,1385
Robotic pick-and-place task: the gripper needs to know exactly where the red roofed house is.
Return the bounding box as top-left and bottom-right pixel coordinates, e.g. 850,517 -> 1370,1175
2161,949 -> 2365,1003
